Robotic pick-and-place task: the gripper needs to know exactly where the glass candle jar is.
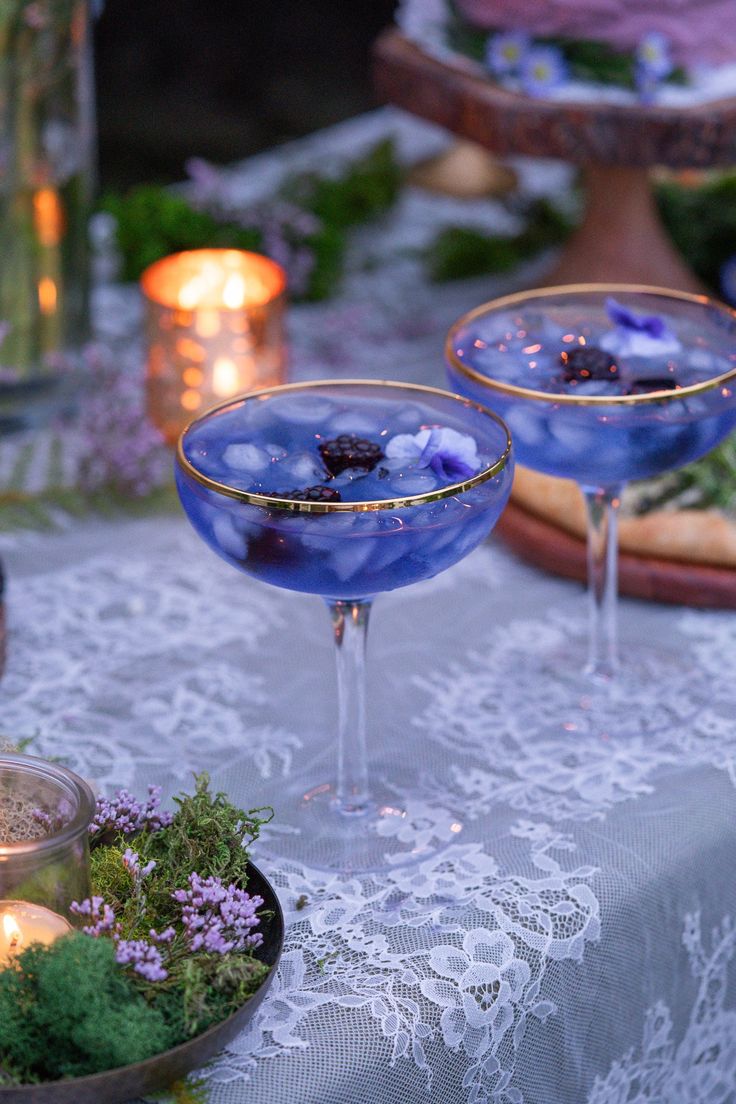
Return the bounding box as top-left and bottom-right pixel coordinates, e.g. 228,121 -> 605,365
0,753 -> 95,962
141,248 -> 287,444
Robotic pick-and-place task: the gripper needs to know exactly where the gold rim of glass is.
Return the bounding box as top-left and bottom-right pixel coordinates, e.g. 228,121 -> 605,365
176,379 -> 513,514
446,283 -> 736,406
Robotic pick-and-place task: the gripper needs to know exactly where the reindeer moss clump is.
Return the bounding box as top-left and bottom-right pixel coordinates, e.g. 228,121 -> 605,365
0,934 -> 171,1083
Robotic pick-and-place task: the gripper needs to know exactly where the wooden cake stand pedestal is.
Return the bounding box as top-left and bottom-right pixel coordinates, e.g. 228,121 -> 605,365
373,28 -> 736,293
374,30 -> 736,608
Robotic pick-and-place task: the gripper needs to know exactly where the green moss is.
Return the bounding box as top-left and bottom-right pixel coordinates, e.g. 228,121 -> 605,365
0,935 -> 171,1081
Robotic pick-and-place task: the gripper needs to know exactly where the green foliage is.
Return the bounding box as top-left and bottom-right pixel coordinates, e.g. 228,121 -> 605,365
657,174 -> 736,291
424,198 -> 572,282
633,435 -> 736,513
288,138 -> 402,231
100,139 -> 403,302
0,935 -> 171,1082
99,188 -> 261,283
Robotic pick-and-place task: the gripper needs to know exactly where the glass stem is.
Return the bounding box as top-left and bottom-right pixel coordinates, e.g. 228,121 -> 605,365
581,484 -> 623,681
326,598 -> 372,816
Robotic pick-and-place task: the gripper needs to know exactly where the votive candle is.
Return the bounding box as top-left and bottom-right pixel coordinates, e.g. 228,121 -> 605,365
141,248 -> 287,444
0,900 -> 72,966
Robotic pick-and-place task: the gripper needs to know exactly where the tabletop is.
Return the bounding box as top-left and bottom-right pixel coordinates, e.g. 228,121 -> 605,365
2,109 -> 736,1104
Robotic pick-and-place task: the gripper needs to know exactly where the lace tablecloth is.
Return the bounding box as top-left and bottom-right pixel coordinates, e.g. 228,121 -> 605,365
3,110 -> 736,1103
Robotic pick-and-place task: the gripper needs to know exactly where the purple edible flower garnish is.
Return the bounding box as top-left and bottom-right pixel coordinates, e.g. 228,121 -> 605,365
606,298 -> 667,338
385,426 -> 480,482
600,298 -> 682,358
89,784 -> 173,839
115,938 -> 169,982
173,872 -> 264,955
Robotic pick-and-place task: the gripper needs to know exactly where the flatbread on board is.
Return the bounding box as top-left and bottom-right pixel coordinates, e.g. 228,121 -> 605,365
511,466 -> 736,569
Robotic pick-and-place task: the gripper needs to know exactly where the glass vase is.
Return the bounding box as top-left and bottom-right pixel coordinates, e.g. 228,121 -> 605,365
0,0 -> 95,429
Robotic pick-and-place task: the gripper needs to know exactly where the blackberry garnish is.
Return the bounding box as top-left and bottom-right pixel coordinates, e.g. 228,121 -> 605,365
626,377 -> 680,395
560,345 -> 619,382
319,434 -> 383,477
275,485 -> 342,502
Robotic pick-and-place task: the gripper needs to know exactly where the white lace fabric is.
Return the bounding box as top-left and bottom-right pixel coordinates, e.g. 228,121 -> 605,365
2,110 -> 736,1102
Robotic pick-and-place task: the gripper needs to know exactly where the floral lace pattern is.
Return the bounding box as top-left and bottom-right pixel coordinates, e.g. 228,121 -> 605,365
588,913 -> 736,1103
5,522 -> 734,1102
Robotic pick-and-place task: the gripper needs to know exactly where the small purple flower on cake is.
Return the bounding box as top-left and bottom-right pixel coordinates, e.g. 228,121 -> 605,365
600,297 -> 682,357
635,32 -> 673,102
520,45 -> 567,98
386,427 -> 480,482
636,32 -> 674,79
485,30 -> 529,76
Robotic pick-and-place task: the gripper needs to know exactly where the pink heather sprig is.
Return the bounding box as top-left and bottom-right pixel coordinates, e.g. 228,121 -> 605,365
74,343 -> 169,499
173,873 -> 264,955
184,158 -> 319,298
89,784 -> 173,840
70,895 -> 119,938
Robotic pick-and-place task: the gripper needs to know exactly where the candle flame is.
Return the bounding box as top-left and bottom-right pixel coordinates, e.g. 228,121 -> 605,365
222,273 -> 246,309
33,187 -> 65,247
212,356 -> 239,397
38,277 -> 57,315
2,912 -> 22,951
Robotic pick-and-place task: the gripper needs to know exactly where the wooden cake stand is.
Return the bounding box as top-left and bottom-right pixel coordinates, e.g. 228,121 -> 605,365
373,28 -> 736,292
374,29 -> 736,608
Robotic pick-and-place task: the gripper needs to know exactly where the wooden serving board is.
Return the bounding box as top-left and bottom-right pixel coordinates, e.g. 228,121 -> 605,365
496,501 -> 736,609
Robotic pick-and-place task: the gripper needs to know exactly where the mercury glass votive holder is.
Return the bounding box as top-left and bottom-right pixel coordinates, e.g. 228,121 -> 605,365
0,754 -> 95,962
141,248 -> 288,444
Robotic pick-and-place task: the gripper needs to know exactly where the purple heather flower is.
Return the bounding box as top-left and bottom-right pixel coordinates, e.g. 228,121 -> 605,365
520,45 -> 567,98
601,297 -> 682,357
70,896 -> 118,937
385,426 -> 481,482
75,344 -> 169,499
89,784 -> 173,839
720,255 -> 736,305
149,926 -> 176,944
173,873 -> 264,955
32,798 -> 72,835
484,30 -> 529,76
123,848 -> 157,888
115,938 -> 168,982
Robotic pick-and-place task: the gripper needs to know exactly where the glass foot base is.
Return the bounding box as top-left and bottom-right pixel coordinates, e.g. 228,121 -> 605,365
264,777 -> 464,876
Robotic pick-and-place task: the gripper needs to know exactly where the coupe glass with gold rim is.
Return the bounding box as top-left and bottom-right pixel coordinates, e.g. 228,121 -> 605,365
175,379 -> 513,873
446,285 -> 736,680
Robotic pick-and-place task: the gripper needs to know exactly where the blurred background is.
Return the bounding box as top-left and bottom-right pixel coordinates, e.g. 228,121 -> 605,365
93,0 -> 399,190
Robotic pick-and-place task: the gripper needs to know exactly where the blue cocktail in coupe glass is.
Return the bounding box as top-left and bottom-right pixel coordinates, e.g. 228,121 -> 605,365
176,380 -> 513,872
446,285 -> 736,681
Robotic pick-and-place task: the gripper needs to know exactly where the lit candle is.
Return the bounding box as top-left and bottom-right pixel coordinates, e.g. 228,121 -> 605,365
0,900 -> 72,967
141,248 -> 287,444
